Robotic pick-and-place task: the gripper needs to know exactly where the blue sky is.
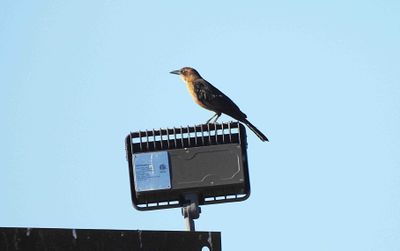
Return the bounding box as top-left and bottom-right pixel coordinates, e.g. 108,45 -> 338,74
1,1 -> 400,250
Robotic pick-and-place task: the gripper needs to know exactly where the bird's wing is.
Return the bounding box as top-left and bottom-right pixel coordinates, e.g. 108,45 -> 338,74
193,79 -> 247,120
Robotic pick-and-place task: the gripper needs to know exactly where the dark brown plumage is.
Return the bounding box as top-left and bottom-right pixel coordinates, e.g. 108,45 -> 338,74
170,67 -> 269,142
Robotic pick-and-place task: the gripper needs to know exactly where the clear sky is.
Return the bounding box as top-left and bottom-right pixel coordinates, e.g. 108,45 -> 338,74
1,1 -> 400,250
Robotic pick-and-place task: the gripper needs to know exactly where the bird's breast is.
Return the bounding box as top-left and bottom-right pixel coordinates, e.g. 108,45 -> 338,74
185,82 -> 211,110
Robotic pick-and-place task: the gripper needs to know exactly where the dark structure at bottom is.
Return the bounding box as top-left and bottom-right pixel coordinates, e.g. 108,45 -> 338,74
0,227 -> 221,251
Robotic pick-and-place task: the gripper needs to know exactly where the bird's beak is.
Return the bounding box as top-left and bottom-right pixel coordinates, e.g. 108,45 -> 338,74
170,70 -> 181,75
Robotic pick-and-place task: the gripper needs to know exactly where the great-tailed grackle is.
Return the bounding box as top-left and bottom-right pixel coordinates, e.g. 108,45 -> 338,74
170,67 -> 269,142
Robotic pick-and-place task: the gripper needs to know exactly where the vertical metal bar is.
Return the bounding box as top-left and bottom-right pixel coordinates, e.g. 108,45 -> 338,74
160,128 -> 164,149
182,194 -> 200,232
222,123 -> 225,144
238,122 -> 241,145
151,129 -> 156,150
214,122 -> 218,144
187,125 -> 191,147
194,124 -> 198,146
207,123 -> 211,144
228,122 -> 232,142
145,130 -> 149,150
173,127 -> 177,148
201,124 -> 205,145
139,130 -> 143,151
180,126 -> 184,148
185,216 -> 196,232
129,133 -> 133,158
166,128 -> 170,149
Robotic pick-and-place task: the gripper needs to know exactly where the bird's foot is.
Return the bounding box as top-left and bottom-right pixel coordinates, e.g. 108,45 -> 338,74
212,113 -> 221,123
205,113 -> 218,124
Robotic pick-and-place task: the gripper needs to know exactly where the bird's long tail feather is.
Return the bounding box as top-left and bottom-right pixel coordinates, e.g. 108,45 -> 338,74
242,119 -> 269,142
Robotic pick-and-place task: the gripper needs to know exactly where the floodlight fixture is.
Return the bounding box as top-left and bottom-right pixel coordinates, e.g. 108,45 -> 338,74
125,121 -> 250,230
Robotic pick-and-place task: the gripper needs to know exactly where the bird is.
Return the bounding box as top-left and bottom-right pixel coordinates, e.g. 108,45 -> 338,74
170,67 -> 269,142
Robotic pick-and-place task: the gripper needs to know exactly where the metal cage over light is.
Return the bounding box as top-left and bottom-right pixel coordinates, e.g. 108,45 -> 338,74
125,121 -> 250,211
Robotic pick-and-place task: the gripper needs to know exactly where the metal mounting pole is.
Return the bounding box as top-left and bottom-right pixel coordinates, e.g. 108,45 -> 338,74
181,194 -> 201,231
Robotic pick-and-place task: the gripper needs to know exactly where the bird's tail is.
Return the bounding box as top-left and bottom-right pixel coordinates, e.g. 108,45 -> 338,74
242,119 -> 269,142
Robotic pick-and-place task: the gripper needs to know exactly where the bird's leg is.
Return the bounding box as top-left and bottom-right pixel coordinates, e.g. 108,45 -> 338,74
206,113 -> 218,124
212,113 -> 221,123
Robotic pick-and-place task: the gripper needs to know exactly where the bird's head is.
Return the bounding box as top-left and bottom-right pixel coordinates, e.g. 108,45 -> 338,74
170,67 -> 202,82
